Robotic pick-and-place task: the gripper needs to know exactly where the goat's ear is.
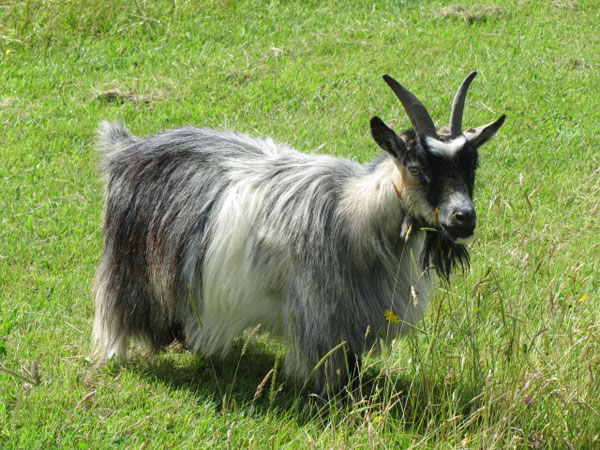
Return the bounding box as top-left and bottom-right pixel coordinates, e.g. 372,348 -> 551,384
370,116 -> 407,159
465,114 -> 506,148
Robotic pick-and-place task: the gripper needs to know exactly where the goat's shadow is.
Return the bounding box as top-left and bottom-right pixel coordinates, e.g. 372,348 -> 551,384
128,340 -> 309,416
124,339 -> 487,432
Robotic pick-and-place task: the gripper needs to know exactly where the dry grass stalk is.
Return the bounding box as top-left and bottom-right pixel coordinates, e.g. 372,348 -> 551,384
75,390 -> 97,410
254,368 -> 274,400
241,323 -> 262,357
0,361 -> 40,387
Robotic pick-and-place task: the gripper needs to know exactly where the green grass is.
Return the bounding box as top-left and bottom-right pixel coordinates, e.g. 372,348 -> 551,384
1,0 -> 599,448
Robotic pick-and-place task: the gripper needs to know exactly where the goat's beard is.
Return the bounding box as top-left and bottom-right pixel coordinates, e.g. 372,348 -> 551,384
421,230 -> 470,282
399,214 -> 471,281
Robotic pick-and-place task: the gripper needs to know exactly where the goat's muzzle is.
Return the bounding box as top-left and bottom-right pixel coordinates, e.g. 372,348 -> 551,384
438,197 -> 476,243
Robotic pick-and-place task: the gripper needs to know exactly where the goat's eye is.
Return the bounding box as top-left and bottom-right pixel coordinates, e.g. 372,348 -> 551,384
408,167 -> 421,177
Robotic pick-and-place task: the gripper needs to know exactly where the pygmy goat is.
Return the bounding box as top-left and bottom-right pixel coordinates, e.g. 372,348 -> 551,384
93,72 -> 505,392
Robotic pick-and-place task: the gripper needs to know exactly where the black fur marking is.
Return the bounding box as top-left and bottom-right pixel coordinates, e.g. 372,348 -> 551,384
421,230 -> 470,282
99,130 -> 229,350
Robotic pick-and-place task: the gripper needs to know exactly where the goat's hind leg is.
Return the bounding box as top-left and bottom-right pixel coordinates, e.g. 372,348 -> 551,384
92,274 -> 130,363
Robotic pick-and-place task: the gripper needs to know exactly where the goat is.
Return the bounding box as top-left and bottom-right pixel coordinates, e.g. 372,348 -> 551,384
92,72 -> 505,393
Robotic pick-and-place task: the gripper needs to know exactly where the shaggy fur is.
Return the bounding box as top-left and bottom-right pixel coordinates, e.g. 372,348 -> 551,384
93,125 -> 432,387
93,75 -> 504,393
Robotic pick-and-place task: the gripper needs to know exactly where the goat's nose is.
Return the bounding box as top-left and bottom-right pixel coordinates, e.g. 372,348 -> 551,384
451,207 -> 476,233
452,207 -> 475,224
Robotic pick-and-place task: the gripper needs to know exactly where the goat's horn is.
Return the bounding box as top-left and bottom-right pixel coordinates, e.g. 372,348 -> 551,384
383,74 -> 437,139
450,71 -> 477,137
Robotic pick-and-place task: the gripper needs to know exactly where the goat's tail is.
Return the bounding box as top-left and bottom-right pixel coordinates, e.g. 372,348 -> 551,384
97,121 -> 137,154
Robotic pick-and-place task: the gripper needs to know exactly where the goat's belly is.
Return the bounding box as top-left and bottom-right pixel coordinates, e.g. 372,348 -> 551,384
186,293 -> 284,357
188,251 -> 285,355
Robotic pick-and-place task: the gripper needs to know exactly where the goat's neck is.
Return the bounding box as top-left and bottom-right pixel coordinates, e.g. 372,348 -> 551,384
340,156 -> 408,241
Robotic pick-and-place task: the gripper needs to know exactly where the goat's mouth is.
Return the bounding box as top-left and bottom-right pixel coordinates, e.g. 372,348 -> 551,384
439,223 -> 475,244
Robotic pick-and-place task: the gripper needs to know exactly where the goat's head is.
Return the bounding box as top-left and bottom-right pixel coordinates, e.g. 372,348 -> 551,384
370,72 -> 505,277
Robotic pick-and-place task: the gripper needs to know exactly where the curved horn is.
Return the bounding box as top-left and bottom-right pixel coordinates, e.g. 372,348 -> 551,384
382,74 -> 437,139
450,71 -> 477,137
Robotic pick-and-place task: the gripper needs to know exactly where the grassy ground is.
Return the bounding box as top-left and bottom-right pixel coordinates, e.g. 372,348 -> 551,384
1,0 -> 599,448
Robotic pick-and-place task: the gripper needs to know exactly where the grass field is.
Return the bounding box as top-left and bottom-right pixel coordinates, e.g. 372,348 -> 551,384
1,0 -> 599,448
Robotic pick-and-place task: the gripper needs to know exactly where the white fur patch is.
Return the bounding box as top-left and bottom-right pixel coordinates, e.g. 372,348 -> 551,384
185,182 -> 289,356
426,136 -> 466,159
339,157 -> 401,240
